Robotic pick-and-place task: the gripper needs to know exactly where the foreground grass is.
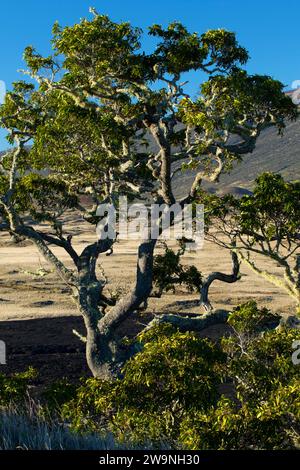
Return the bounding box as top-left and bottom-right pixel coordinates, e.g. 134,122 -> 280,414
0,405 -> 146,450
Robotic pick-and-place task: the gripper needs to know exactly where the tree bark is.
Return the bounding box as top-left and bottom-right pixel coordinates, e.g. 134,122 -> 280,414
74,238 -> 157,379
200,251 -> 240,312
98,238 -> 157,335
146,309 -> 231,332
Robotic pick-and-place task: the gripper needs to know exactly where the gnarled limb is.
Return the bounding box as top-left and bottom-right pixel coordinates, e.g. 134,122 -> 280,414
200,251 -> 240,312
98,238 -> 157,335
37,231 -> 79,266
145,309 -> 230,332
15,225 -> 78,287
68,238 -> 157,379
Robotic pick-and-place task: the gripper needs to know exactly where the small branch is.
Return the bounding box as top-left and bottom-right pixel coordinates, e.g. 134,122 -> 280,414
37,231 -> 79,266
72,329 -> 87,343
237,250 -> 299,303
16,225 -> 77,287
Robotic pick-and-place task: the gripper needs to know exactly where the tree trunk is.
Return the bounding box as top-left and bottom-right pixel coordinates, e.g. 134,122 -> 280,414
73,238 -> 157,379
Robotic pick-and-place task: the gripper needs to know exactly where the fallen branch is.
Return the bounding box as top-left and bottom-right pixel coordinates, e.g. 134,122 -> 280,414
145,309 -> 231,332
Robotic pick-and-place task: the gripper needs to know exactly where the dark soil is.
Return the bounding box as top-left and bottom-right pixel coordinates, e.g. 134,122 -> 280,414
0,312 -> 231,398
0,316 -> 91,394
0,310 -> 155,392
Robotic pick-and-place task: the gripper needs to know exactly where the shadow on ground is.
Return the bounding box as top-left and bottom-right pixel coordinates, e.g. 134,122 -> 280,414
0,312 -> 232,398
0,316 -> 90,393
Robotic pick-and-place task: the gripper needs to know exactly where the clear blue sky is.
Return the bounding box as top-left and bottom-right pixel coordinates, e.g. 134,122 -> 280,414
0,0 -> 299,150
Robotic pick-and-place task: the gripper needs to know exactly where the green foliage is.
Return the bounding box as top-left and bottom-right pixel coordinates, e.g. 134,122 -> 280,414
227,300 -> 280,334
224,303 -> 298,395
179,382 -> 299,450
201,173 -> 300,244
16,174 -> 78,223
42,378 -> 77,411
122,324 -> 224,411
51,15 -> 143,83
60,303 -> 299,449
180,331 -> 300,449
179,302 -> 300,449
153,245 -> 202,295
0,368 -> 37,406
178,72 -> 297,173
201,71 -> 297,125
200,29 -> 249,69
149,24 -> 248,75
62,324 -> 225,444
224,325 -> 299,403
149,22 -> 207,75
239,173 -> 300,240
0,81 -> 45,144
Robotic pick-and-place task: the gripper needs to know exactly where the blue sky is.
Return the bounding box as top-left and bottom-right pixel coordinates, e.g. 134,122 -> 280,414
0,0 -> 299,150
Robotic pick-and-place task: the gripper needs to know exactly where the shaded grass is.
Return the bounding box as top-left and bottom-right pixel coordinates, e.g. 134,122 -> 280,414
0,404 -> 143,450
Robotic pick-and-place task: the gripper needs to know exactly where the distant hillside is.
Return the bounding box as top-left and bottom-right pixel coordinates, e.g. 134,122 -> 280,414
172,118 -> 300,198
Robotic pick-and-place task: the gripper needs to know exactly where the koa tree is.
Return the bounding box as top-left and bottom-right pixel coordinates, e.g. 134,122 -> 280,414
0,10 -> 297,378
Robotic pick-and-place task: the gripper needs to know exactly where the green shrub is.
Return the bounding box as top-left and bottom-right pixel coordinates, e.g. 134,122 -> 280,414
227,300 -> 280,333
11,302 -> 294,450
179,377 -> 300,450
180,303 -> 300,449
62,324 -> 225,445
0,367 -> 37,406
42,378 -> 77,411
62,303 -> 299,449
223,302 -> 299,404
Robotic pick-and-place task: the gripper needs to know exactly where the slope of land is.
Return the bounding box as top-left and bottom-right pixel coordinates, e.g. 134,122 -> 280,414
172,118 -> 300,198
